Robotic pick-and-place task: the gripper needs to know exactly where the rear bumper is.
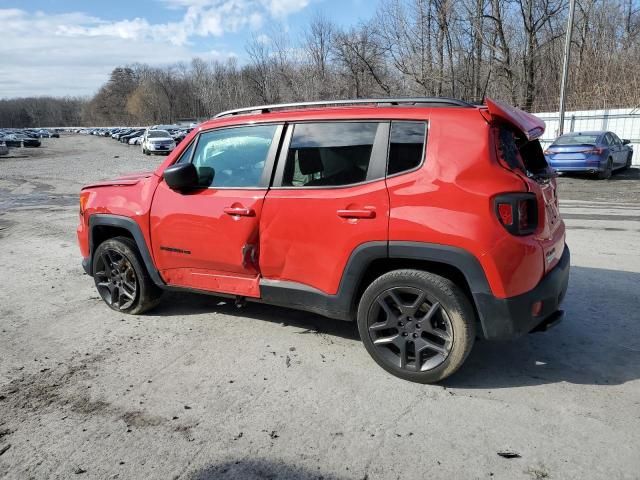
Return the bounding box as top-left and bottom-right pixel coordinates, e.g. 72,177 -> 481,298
475,246 -> 570,340
547,158 -> 605,172
553,166 -> 602,173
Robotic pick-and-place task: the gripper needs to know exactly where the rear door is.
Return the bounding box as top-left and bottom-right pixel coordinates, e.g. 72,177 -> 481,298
150,124 -> 283,297
259,121 -> 389,295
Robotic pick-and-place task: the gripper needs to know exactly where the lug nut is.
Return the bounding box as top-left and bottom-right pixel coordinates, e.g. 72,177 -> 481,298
398,322 -> 404,327
402,332 -> 408,336
413,333 -> 418,338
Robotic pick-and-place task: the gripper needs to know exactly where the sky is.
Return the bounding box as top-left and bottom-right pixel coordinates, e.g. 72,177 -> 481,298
0,0 -> 373,99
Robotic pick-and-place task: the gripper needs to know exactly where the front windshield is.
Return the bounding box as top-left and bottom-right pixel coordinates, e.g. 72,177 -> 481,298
148,130 -> 170,138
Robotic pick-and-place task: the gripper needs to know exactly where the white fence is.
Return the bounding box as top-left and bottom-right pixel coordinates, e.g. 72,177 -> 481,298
534,107 -> 640,165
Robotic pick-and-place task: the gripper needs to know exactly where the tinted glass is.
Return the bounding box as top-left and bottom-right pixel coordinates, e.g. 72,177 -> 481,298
611,133 -> 622,145
282,122 -> 379,187
148,130 -> 170,138
176,140 -> 195,164
190,125 -> 277,188
553,134 -> 600,145
388,121 -> 427,175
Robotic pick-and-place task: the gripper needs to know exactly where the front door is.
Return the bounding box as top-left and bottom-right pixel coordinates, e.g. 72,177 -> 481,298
150,123 -> 283,297
259,121 -> 390,295
609,133 -> 626,168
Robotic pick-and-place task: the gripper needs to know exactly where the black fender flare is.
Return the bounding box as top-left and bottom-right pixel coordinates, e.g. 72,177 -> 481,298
259,241 -> 492,326
85,214 -> 165,286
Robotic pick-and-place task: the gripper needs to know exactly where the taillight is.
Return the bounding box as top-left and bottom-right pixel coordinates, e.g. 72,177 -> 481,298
494,193 -> 538,235
581,147 -> 605,155
79,191 -> 90,216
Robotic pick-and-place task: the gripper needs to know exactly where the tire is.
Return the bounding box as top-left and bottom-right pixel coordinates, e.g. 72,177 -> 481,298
357,269 -> 476,383
92,236 -> 162,314
598,158 -> 613,179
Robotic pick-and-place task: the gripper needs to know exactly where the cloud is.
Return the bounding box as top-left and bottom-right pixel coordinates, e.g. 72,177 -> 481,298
0,0 -> 312,98
263,0 -> 310,17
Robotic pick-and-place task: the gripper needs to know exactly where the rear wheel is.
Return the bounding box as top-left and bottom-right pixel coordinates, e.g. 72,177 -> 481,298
93,237 -> 162,314
598,158 -> 613,180
357,269 -> 475,383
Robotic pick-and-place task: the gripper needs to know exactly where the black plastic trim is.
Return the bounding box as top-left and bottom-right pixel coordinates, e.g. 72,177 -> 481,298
474,246 -> 570,340
388,242 -> 492,295
259,241 -> 492,322
259,241 -> 388,320
86,214 -> 165,286
259,241 -> 569,342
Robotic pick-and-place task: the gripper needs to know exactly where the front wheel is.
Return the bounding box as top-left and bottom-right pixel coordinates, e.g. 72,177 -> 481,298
357,269 -> 476,383
93,237 -> 162,314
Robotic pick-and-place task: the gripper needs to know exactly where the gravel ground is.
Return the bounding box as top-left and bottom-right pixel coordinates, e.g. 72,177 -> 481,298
0,135 -> 639,480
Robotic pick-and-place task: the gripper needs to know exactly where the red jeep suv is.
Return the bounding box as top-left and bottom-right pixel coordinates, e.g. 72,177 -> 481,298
77,98 -> 569,383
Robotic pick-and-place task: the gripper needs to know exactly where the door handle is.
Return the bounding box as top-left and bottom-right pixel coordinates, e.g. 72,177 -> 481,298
224,206 -> 254,217
337,208 -> 376,219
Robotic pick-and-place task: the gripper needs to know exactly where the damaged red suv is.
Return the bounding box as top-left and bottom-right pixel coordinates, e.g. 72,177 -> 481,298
77,98 -> 569,383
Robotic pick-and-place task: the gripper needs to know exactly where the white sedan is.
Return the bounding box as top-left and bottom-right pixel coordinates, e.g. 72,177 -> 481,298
129,135 -> 143,145
142,130 -> 176,155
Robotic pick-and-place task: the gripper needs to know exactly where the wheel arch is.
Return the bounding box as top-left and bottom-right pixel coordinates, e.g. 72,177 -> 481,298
87,214 -> 165,286
352,242 -> 491,330
259,241 -> 492,334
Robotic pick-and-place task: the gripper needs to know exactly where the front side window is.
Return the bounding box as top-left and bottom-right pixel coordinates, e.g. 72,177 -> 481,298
190,125 -> 277,188
611,133 -> 622,145
176,140 -> 195,164
282,122 -> 380,187
388,121 -> 427,175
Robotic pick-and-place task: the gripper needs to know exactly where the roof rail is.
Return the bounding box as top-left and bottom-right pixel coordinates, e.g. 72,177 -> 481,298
214,97 -> 475,118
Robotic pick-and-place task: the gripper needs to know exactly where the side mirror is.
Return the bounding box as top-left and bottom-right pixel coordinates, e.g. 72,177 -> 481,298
622,139 -> 631,145
163,162 -> 199,191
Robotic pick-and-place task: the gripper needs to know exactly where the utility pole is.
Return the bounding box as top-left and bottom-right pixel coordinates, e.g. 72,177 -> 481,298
558,0 -> 576,136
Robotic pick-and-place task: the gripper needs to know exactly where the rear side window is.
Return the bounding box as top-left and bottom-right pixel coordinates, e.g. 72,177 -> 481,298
282,122 -> 380,187
387,121 -> 427,175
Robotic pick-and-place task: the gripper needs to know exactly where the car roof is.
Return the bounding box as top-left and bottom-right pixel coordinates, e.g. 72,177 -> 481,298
197,104 -> 481,131
560,131 -> 606,136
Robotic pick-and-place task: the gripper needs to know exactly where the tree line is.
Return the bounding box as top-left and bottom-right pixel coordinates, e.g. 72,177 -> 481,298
1,0 -> 638,128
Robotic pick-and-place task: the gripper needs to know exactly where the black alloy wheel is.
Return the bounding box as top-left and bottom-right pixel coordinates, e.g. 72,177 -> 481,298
94,248 -> 138,310
367,286 -> 454,372
357,269 -> 475,383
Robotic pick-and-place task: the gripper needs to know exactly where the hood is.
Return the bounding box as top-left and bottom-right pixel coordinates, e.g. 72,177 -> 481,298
81,171 -> 155,189
148,136 -> 174,142
485,98 -> 545,141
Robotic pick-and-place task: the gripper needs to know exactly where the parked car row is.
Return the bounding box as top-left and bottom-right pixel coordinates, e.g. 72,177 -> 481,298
0,127 -> 60,151
544,130 -> 634,179
74,125 -> 194,155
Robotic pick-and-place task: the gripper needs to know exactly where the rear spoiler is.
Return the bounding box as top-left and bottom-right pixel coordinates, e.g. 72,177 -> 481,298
484,98 -> 545,141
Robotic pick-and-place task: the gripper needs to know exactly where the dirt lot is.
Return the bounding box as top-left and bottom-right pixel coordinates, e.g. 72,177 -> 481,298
1,135 -> 639,480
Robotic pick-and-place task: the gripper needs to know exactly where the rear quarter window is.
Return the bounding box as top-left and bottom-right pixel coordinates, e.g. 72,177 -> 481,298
387,121 -> 427,175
